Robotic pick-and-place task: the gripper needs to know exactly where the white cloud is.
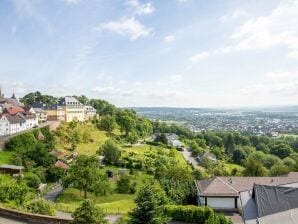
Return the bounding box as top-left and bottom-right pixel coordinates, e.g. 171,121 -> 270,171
190,51 -> 210,62
220,9 -> 248,22
241,71 -> 298,98
126,0 -> 154,15
190,2 -> 298,62
170,74 -> 183,82
164,35 -> 175,43
99,17 -> 153,40
229,1 -> 298,55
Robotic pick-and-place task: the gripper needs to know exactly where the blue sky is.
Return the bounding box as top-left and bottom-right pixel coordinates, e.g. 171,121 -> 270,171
0,0 -> 298,107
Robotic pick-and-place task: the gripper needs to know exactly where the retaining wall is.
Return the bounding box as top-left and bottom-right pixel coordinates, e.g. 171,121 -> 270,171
0,206 -> 72,224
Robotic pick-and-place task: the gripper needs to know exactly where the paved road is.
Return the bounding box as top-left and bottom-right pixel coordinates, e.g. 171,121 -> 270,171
0,216 -> 30,224
43,184 -> 63,202
181,148 -> 199,167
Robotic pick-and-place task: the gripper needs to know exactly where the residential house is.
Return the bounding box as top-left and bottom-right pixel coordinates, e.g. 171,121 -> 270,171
195,172 -> 298,211
44,105 -> 65,121
0,113 -> 26,135
84,105 -> 97,120
59,96 -> 85,122
197,151 -> 217,163
33,108 -> 47,123
31,102 -> 48,123
166,133 -> 184,148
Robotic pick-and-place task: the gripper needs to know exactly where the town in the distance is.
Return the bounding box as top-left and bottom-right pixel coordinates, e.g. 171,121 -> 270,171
0,89 -> 298,224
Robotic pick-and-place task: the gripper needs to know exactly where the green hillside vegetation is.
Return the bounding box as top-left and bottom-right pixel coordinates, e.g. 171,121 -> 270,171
0,151 -> 14,165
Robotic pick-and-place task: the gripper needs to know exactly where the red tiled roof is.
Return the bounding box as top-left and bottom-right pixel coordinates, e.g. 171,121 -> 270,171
5,107 -> 24,115
54,160 -> 69,170
196,172 -> 298,197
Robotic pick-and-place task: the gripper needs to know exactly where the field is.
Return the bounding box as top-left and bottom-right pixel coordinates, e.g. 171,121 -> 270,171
0,151 -> 14,165
54,122 -> 188,214
56,169 -> 153,214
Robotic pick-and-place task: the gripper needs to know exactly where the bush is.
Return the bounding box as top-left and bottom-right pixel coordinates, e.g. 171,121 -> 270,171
25,173 -> 41,189
165,205 -> 214,223
25,198 -> 56,216
116,175 -> 136,194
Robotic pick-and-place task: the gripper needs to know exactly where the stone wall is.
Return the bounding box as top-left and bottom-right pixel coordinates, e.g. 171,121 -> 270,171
0,140 -> 6,151
0,206 -> 72,224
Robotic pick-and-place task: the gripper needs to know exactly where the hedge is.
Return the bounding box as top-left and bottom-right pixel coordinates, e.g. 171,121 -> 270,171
165,205 -> 232,224
165,205 -> 213,223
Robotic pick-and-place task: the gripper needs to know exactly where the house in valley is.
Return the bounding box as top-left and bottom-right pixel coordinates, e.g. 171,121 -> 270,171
195,172 -> 298,211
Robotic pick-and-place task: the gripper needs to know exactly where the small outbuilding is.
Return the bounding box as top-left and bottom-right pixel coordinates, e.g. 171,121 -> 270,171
0,164 -> 23,175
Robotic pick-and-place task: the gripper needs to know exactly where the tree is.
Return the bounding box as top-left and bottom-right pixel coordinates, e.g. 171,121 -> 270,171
127,131 -> 139,145
74,95 -> 89,105
129,183 -> 169,224
243,158 -> 267,176
269,163 -> 290,176
116,175 -> 136,194
232,148 -> 247,165
136,118 -> 153,138
72,199 -> 107,224
99,139 -> 121,165
224,134 -> 235,155
154,133 -> 168,145
117,111 -> 136,136
98,115 -> 116,133
270,142 -> 293,159
65,155 -> 99,199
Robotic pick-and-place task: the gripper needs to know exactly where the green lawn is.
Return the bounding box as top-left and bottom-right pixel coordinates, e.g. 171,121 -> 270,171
0,151 -> 14,165
56,170 -> 152,214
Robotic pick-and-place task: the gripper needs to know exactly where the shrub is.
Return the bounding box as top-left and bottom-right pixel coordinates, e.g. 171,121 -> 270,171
165,205 -> 214,223
116,175 -> 136,194
25,173 -> 41,189
25,198 -> 56,216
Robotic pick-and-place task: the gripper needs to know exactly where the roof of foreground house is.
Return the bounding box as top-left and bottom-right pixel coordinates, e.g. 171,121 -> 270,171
240,183 -> 298,224
196,172 -> 298,197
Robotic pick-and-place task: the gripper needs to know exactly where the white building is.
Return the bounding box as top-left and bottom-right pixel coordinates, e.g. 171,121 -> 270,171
84,105 -> 97,120
59,97 -> 85,122
195,173 -> 298,211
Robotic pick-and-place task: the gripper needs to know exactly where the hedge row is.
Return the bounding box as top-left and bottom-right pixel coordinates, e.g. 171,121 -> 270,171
165,205 -> 232,224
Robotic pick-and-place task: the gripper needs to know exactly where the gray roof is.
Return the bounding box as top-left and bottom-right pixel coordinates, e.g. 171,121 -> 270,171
240,183 -> 298,224
0,164 -> 24,170
197,172 -> 298,197
59,96 -> 83,106
4,113 -> 26,124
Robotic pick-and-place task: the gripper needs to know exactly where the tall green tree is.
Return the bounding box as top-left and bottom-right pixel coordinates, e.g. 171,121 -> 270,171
99,139 -> 121,165
98,115 -> 116,133
224,134 -> 235,155
65,155 -> 99,199
129,183 -> 169,224
243,158 -> 267,177
72,199 -> 107,224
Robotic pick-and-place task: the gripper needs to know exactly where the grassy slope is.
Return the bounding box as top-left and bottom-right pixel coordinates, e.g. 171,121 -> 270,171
55,122 -> 120,155
0,151 -> 14,165
55,122 -> 188,214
